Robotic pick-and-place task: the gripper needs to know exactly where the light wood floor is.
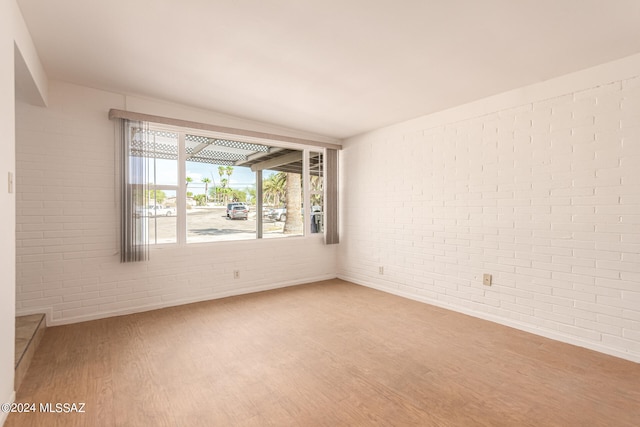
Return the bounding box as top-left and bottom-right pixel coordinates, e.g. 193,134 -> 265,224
7,279 -> 640,426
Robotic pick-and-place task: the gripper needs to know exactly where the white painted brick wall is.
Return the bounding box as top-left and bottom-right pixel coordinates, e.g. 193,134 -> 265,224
339,74 -> 640,362
15,81 -> 337,325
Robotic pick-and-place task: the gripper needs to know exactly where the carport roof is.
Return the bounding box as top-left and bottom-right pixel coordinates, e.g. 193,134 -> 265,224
132,128 -> 322,175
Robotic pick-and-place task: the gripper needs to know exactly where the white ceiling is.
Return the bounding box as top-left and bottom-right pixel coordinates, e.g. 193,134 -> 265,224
16,0 -> 640,139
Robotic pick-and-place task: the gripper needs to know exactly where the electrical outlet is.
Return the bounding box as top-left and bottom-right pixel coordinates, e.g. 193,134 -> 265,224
379,266 -> 384,275
483,274 -> 492,286
234,270 -> 240,279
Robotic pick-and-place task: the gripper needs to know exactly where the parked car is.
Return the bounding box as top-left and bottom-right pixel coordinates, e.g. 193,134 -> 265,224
226,202 -> 249,218
229,204 -> 249,220
268,207 -> 287,222
267,206 -> 322,223
136,205 -> 176,217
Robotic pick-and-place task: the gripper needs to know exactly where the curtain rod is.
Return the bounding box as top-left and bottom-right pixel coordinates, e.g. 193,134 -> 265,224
108,109 -> 341,150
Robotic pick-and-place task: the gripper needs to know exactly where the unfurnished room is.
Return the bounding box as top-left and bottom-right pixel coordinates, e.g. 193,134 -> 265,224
1,1 -> 640,426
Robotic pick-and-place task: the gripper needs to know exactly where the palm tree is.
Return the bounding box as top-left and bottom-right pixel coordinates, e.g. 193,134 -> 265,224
186,176 -> 194,199
201,177 -> 211,203
225,166 -> 234,188
218,166 -> 225,203
246,187 -> 256,205
186,176 -> 193,192
263,172 -> 286,207
283,173 -> 303,234
219,178 -> 229,204
310,174 -> 323,206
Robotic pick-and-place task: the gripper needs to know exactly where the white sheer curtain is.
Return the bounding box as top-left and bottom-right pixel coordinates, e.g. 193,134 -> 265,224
119,119 -> 150,262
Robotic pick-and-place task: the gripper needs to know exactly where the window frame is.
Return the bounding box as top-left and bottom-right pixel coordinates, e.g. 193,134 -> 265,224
139,121 -> 327,247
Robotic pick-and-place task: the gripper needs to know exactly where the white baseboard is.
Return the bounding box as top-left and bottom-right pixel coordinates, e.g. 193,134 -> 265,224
0,390 -> 15,426
338,274 -> 640,364
46,273 -> 337,326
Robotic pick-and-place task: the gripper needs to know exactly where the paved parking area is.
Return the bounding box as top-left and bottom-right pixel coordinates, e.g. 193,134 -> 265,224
149,206 -> 290,243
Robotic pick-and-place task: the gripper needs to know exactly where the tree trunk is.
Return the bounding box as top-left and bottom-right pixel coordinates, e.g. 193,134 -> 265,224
283,173 -> 303,234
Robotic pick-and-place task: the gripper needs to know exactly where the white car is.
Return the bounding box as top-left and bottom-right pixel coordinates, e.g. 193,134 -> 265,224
145,205 -> 176,217
268,207 -> 287,222
267,206 -> 322,222
229,204 -> 249,220
226,202 -> 249,217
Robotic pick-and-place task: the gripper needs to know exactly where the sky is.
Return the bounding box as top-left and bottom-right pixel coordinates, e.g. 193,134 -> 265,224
150,158 -> 281,196
186,161 -> 257,194
145,129 -> 282,195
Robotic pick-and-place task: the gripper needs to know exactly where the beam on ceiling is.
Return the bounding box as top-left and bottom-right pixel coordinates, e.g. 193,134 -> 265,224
186,142 -> 210,159
250,151 -> 303,172
236,147 -> 284,167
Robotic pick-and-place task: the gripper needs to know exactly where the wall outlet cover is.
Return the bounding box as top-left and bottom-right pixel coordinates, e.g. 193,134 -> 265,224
483,274 -> 492,286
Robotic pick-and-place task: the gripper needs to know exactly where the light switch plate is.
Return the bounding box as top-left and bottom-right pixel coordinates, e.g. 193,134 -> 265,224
8,172 -> 13,193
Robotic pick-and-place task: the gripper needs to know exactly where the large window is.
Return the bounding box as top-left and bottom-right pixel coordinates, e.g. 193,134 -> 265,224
145,130 -> 178,244
123,121 -> 327,249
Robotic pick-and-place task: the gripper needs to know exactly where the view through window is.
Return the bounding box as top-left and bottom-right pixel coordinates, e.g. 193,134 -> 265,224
131,125 -> 325,245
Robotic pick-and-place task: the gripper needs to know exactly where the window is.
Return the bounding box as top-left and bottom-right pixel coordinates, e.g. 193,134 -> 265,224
309,151 -> 324,234
120,119 -> 331,257
260,150 -> 304,239
144,129 -> 178,244
184,134 -> 259,243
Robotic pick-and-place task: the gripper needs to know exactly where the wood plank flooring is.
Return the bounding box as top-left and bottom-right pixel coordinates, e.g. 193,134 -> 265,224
6,279 -> 640,426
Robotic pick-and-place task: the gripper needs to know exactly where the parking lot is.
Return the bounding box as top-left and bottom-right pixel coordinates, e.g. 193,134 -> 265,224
149,206 -> 291,243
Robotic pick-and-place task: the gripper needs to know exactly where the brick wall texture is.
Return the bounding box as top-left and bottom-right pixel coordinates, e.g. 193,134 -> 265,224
15,73 -> 640,361
339,77 -> 640,361
15,81 -> 337,325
